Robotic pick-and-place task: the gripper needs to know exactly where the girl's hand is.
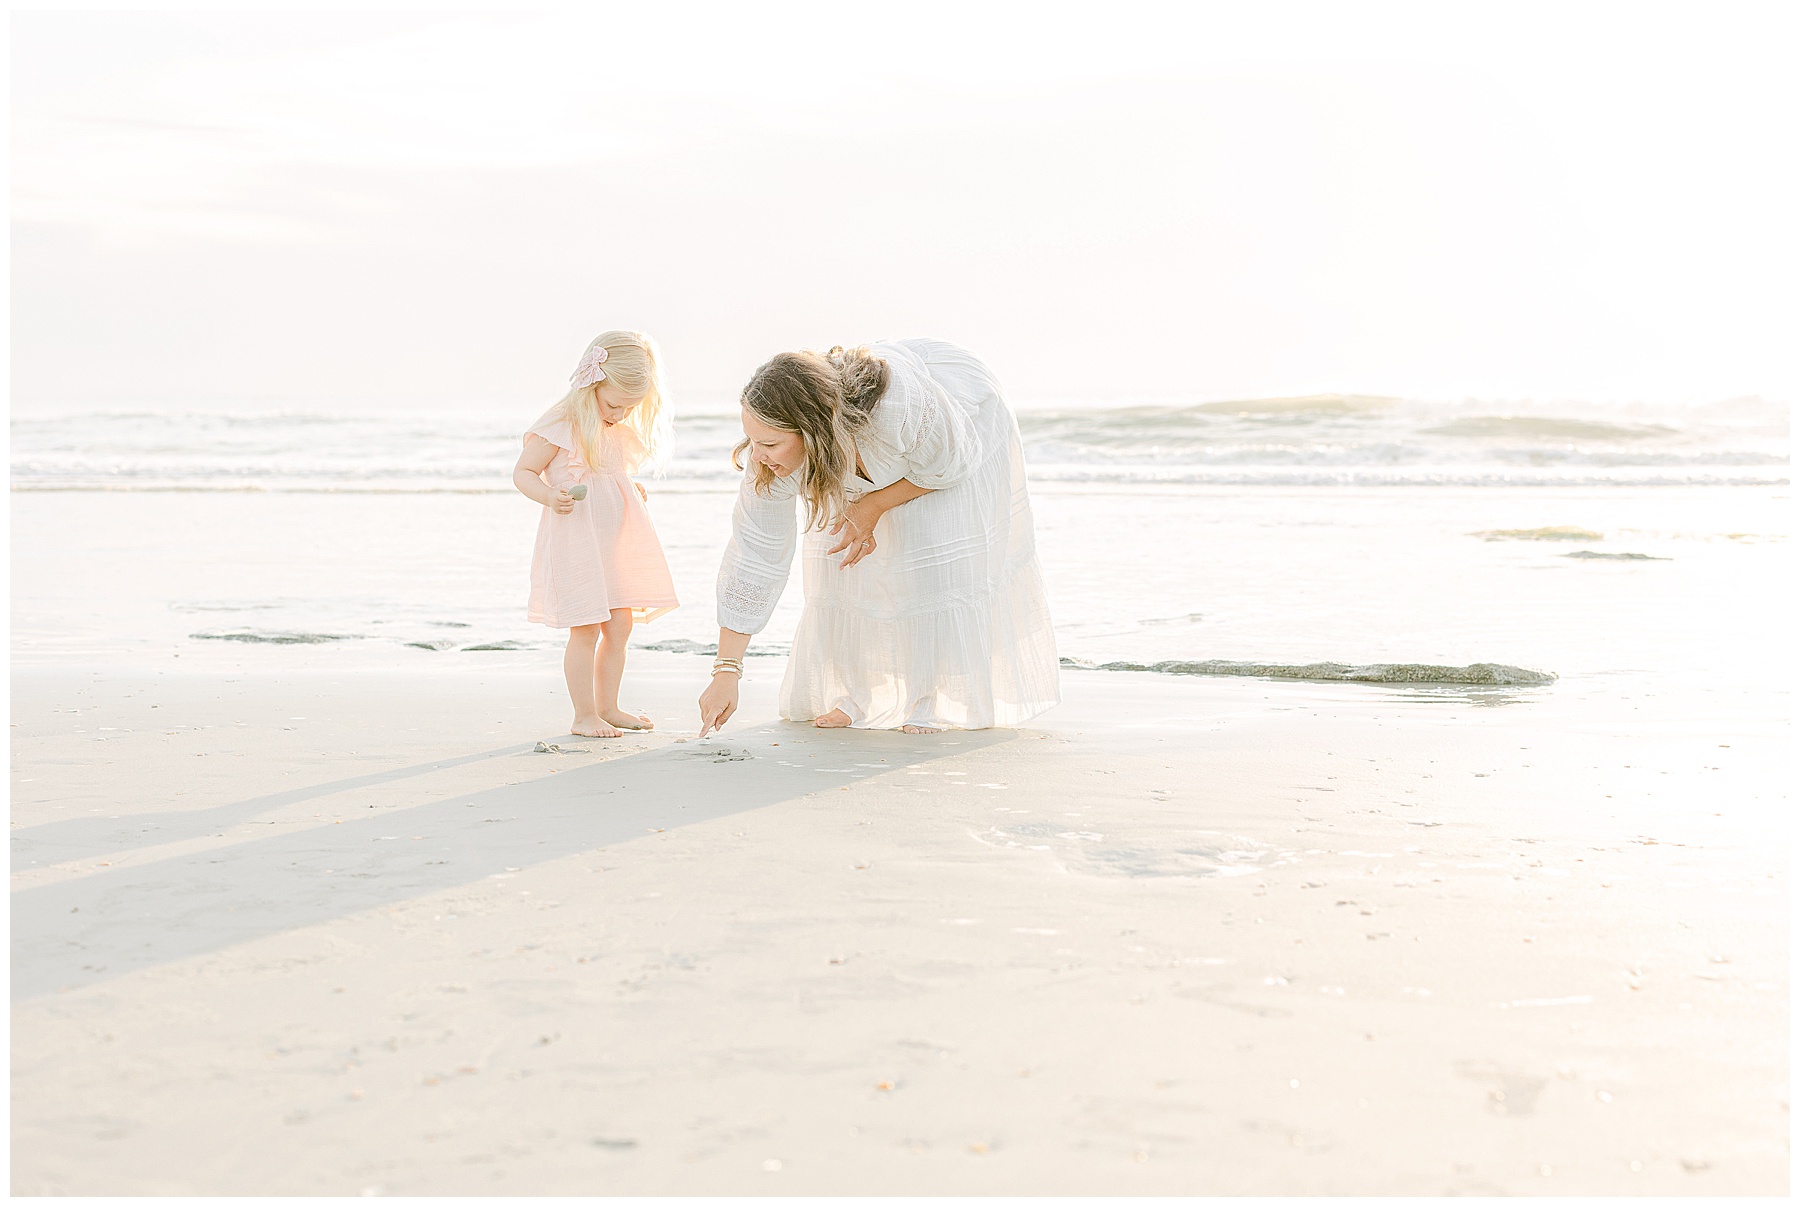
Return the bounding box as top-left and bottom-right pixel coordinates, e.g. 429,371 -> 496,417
698,673 -> 740,737
549,490 -> 575,515
827,497 -> 884,568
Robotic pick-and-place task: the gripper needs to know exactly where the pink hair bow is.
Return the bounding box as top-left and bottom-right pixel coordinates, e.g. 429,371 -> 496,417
570,344 -> 609,388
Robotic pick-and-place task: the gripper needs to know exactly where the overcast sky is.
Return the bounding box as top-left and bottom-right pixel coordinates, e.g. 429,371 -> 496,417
11,2 -> 1797,410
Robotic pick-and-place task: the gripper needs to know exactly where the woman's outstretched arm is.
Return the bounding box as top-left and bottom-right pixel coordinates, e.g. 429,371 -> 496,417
698,627 -> 752,736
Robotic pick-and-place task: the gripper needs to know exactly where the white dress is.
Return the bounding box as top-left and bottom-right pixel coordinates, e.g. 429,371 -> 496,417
717,338 -> 1061,730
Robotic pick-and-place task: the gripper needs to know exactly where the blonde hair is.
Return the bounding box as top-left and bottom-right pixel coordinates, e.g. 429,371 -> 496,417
551,330 -> 671,474
734,346 -> 890,528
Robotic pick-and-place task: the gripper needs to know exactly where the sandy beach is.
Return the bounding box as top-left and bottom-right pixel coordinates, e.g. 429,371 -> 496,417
11,652 -> 1786,1195
14,8 -> 1795,1196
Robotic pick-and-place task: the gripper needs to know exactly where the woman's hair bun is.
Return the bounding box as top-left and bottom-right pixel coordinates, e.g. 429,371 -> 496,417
825,345 -> 891,415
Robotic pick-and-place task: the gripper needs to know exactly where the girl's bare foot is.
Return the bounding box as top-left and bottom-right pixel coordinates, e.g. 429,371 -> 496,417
571,716 -> 624,738
900,724 -> 944,735
814,708 -> 853,728
599,708 -> 654,731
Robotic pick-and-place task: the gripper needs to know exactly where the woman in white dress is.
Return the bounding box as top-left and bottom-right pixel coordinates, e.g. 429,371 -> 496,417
697,338 -> 1060,734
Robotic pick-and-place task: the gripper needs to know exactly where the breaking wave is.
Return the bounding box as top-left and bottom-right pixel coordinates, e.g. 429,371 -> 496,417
11,393 -> 1787,492
1424,416 -> 1679,441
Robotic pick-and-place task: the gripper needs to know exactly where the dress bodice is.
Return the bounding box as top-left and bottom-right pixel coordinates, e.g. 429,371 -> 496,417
524,415 -> 647,489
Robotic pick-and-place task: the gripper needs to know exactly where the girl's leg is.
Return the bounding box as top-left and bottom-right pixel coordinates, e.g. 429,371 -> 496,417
594,608 -> 652,730
565,625 -> 620,737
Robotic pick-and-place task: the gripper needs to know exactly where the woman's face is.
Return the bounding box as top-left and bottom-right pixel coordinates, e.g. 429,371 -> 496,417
741,407 -> 805,477
596,382 -> 644,427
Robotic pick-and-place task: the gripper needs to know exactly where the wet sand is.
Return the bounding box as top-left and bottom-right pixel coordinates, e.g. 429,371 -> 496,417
9,655 -> 1787,1194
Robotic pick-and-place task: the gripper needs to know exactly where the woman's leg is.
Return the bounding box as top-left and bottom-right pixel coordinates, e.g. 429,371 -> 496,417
595,608 -> 652,730
565,625 -> 620,737
815,707 -> 940,734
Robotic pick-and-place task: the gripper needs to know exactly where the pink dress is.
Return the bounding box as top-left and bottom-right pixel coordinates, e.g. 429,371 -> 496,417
525,416 -> 678,628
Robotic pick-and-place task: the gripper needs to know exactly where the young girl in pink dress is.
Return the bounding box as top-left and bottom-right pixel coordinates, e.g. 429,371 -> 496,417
512,330 -> 679,737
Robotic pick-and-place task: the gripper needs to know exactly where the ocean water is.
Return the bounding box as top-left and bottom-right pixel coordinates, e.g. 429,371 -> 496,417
10,393 -> 1788,494
10,395 -> 1790,722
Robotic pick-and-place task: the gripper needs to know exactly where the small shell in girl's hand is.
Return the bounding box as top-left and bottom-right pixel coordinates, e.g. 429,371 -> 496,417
567,485 -> 588,501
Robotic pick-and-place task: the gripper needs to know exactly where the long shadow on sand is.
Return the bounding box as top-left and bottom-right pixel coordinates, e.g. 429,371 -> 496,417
9,745 -> 531,873
11,725 -> 1010,1001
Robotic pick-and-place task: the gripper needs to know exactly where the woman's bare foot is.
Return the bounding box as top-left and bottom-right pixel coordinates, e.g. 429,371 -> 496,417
900,723 -> 944,735
599,708 -> 654,731
571,716 -> 623,738
814,708 -> 853,728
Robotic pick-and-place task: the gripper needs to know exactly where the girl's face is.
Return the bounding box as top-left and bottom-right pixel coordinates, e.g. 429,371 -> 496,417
741,407 -> 805,477
596,382 -> 644,427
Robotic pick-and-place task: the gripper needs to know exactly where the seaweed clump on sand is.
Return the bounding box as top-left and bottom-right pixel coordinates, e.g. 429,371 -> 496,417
1060,658 -> 1557,687
636,638 -> 790,658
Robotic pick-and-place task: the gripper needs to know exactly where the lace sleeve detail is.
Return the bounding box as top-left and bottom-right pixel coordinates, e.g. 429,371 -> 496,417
899,375 -> 983,490
716,470 -> 799,635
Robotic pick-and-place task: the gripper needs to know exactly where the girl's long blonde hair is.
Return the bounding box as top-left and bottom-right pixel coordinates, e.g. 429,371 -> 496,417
734,345 -> 890,528
549,330 -> 671,475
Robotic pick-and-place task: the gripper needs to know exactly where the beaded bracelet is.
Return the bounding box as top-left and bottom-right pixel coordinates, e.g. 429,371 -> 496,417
711,658 -> 744,678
